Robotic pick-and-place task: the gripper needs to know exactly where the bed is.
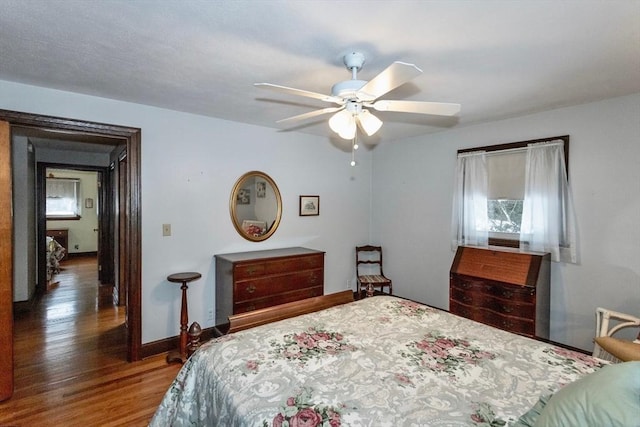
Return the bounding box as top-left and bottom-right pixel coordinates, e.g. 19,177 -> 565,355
151,292 -> 637,426
46,236 -> 66,282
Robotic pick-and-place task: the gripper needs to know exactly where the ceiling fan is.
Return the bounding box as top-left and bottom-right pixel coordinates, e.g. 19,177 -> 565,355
255,52 -> 461,140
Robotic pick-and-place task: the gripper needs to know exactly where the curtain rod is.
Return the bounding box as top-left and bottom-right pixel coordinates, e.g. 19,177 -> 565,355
457,140 -> 564,158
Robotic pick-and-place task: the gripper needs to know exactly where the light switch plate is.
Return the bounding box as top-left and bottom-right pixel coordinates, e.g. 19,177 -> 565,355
162,223 -> 171,236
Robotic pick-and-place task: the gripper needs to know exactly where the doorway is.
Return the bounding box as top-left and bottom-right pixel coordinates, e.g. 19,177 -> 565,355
0,110 -> 142,401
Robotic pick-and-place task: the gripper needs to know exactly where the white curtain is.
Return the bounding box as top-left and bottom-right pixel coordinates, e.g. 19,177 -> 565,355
46,178 -> 80,216
451,151 -> 489,250
520,141 -> 577,263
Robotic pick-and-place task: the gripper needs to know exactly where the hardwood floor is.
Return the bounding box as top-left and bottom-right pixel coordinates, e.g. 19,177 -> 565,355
1,256 -> 181,426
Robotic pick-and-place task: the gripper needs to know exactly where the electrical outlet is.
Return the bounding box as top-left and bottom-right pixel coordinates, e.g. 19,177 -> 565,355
162,223 -> 171,236
207,308 -> 214,321
346,279 -> 351,289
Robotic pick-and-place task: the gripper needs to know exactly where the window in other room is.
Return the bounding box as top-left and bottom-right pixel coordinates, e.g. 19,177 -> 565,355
46,177 -> 81,220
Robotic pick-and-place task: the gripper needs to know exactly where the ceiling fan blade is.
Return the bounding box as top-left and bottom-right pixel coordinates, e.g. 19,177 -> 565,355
276,106 -> 344,123
371,100 -> 461,116
356,62 -> 423,101
254,83 -> 343,104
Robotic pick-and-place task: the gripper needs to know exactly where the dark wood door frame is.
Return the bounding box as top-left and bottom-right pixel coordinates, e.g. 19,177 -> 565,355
0,109 -> 142,365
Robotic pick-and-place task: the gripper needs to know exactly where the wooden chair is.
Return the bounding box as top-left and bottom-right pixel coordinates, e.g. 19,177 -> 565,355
592,307 -> 640,363
356,245 -> 392,299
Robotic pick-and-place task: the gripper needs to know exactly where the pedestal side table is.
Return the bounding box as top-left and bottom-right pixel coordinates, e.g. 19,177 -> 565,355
166,271 -> 202,364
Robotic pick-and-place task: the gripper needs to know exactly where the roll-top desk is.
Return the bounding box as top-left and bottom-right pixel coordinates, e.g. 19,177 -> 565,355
449,246 -> 550,339
215,247 -> 324,332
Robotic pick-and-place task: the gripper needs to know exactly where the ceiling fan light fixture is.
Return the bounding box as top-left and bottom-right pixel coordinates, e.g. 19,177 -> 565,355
338,117 -> 356,140
357,110 -> 383,136
329,109 -> 356,140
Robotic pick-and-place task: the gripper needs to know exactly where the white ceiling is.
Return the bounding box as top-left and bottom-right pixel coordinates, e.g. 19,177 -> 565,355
1,0 -> 638,144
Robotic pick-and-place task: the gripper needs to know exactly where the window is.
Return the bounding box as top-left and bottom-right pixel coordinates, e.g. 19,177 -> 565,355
486,149 -> 526,239
46,177 -> 81,220
453,136 -> 574,259
488,199 -> 523,233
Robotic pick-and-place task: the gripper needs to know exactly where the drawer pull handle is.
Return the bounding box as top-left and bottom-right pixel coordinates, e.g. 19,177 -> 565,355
462,296 -> 473,303
246,285 -> 256,293
501,290 -> 513,298
502,305 -> 514,313
502,320 -> 514,328
245,305 -> 255,312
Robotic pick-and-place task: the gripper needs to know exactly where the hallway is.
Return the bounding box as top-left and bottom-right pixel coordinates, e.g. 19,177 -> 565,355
1,256 -> 180,425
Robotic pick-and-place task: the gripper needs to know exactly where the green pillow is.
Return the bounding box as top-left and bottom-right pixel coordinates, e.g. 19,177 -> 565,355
531,362 -> 640,427
512,394 -> 552,427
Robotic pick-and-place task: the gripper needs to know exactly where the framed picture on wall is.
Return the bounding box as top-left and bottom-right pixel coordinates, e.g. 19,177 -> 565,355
299,195 -> 319,216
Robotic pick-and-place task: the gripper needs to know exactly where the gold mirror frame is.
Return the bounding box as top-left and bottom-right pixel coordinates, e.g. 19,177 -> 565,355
229,171 -> 282,242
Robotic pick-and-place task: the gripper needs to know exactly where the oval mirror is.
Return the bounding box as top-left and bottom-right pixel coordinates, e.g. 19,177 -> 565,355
229,171 -> 282,242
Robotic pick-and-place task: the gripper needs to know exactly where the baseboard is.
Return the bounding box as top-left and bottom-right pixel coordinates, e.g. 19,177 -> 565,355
67,251 -> 97,258
139,325 -> 219,359
13,298 -> 35,314
13,286 -> 44,313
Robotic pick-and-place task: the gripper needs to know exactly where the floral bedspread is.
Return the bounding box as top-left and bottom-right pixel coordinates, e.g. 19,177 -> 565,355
150,296 -> 604,427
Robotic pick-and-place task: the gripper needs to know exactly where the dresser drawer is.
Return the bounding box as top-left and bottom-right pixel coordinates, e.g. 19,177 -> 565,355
234,286 -> 323,313
265,254 -> 324,274
234,254 -> 324,280
234,269 -> 323,301
234,263 -> 267,280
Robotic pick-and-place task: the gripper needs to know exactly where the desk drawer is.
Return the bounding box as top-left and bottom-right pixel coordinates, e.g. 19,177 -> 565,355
451,277 -> 535,304
450,300 -> 535,337
450,288 -> 535,318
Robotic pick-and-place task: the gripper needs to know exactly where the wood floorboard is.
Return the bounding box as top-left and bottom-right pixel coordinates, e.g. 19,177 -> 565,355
0,256 -> 181,426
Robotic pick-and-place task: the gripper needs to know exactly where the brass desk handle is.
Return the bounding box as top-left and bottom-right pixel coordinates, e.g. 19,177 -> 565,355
246,285 -> 256,293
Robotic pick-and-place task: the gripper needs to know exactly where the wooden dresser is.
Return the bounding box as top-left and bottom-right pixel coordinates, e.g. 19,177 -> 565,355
449,246 -> 550,339
215,247 -> 324,331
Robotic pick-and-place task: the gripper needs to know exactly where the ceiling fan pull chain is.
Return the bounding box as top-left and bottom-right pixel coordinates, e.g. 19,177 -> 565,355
350,131 -> 358,167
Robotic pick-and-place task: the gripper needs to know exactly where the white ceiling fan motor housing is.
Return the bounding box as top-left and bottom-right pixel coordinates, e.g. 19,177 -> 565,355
331,79 -> 367,99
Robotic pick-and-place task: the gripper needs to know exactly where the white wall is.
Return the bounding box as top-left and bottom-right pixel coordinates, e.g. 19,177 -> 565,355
372,93 -> 640,351
0,80 -> 371,344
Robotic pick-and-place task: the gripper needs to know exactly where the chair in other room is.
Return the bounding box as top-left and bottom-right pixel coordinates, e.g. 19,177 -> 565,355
592,307 -> 640,363
356,245 -> 392,299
